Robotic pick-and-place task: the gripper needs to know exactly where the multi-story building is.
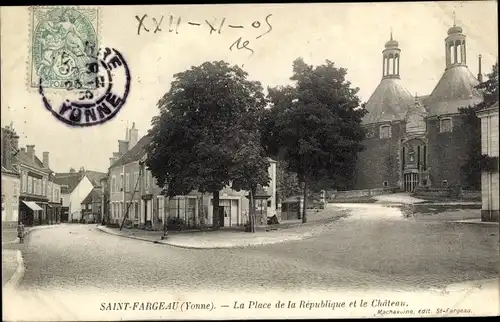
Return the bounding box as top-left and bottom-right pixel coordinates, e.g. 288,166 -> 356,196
2,125 -> 62,226
1,125 -> 20,228
54,168 -> 107,223
355,23 -> 485,192
17,145 -> 51,226
2,167 -> 20,228
478,101 -> 499,222
107,123 -> 278,229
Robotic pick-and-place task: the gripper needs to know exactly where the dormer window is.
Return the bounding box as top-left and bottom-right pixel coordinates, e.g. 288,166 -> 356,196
439,117 -> 453,133
380,125 -> 392,139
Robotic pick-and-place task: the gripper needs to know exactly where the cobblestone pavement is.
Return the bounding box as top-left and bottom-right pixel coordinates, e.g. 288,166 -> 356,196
17,206 -> 499,294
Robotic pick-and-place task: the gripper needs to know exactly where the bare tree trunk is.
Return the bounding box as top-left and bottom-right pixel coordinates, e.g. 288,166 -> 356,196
302,180 -> 308,223
212,191 -> 220,230
249,186 -> 256,233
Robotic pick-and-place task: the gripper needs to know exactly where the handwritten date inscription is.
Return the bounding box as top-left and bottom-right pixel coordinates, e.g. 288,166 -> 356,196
135,13 -> 273,57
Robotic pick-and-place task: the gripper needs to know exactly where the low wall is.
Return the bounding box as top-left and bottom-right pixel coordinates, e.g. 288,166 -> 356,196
327,187 -> 397,200
413,187 -> 481,201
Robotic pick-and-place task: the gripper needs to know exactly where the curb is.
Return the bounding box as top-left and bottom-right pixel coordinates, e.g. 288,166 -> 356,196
3,250 -> 25,293
96,224 -> 327,250
447,220 -> 499,227
2,224 -> 60,245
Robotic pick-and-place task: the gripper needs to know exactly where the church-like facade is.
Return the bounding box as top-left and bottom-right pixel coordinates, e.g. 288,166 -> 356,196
355,22 -> 483,192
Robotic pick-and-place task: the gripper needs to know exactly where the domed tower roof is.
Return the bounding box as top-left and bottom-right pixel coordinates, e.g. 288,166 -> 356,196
426,23 -> 482,116
363,78 -> 415,124
363,32 -> 415,124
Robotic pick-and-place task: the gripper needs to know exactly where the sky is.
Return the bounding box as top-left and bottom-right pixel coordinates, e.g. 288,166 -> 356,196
1,2 -> 498,173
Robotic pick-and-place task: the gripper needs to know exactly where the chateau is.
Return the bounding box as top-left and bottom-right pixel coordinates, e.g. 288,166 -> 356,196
355,22 -> 483,192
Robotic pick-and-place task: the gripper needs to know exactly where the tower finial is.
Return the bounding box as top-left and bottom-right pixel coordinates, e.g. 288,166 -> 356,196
453,11 -> 456,26
390,27 -> 393,41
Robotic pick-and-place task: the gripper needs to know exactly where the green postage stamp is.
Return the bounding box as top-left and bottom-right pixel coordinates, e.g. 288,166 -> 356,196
30,7 -> 99,90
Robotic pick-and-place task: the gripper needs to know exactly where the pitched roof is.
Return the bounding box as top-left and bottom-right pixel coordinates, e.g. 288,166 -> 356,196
81,187 -> 102,205
54,170 -> 106,194
85,171 -> 107,187
1,166 -> 19,176
17,150 -> 49,173
54,172 -> 84,194
425,65 -> 482,116
362,77 -> 415,124
110,135 -> 152,169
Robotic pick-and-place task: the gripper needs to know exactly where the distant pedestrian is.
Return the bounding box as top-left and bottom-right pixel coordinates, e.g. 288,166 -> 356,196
17,222 -> 25,243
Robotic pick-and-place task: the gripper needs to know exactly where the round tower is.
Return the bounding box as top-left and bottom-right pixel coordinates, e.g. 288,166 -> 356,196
445,15 -> 467,69
382,32 -> 401,78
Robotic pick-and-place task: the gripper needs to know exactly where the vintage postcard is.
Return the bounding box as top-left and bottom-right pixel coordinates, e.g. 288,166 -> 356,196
1,2 -> 499,321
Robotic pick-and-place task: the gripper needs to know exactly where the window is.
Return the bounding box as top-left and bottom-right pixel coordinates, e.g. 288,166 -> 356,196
267,200 -> 271,208
27,176 -> 33,194
380,125 -> 391,139
442,180 -> 448,187
120,174 -> 124,191
22,173 -> 27,192
135,202 -> 139,219
145,171 -> 150,190
125,173 -> 130,192
383,181 -> 389,187
112,176 -> 116,193
440,118 -> 453,133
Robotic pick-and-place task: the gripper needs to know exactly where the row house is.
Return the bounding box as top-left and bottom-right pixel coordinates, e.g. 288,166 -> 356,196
17,147 -> 62,226
106,123 -> 278,229
54,168 -> 107,223
1,166 -> 20,228
1,125 -> 20,228
2,125 -> 70,226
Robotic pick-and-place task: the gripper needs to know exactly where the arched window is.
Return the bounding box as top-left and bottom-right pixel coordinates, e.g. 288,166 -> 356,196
439,117 -> 453,133
379,124 -> 392,139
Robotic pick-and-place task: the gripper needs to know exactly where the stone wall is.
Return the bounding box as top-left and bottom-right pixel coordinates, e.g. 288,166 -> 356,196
426,114 -> 471,188
327,187 -> 396,200
354,122 -> 404,189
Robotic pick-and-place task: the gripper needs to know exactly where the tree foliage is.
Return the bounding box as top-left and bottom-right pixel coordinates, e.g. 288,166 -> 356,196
276,160 -> 302,202
262,58 -> 366,221
145,61 -> 269,230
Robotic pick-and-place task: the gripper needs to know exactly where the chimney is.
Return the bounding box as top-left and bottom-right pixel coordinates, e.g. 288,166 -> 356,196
477,54 -> 483,83
26,145 -> 35,162
118,140 -> 129,155
128,122 -> 139,149
110,157 -> 117,167
79,166 -> 85,173
43,152 -> 50,169
70,167 -> 76,173
113,152 -> 122,159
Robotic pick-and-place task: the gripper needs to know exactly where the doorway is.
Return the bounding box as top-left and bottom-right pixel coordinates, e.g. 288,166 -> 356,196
404,173 -> 419,192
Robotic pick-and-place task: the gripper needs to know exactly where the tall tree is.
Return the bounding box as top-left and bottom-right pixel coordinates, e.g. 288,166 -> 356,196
262,58 -> 366,223
146,61 -> 267,230
460,61 -> 498,189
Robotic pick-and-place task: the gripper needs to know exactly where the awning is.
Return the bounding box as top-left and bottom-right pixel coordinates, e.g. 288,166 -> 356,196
22,201 -> 43,211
